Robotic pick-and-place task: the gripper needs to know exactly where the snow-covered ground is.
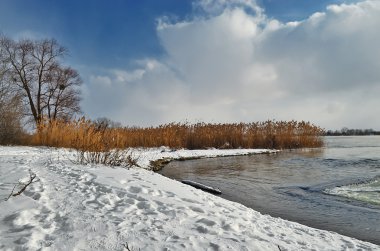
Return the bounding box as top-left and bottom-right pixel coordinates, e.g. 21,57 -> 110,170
0,146 -> 379,251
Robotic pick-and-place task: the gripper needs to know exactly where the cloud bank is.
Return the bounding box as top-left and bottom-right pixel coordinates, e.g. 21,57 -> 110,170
83,0 -> 380,129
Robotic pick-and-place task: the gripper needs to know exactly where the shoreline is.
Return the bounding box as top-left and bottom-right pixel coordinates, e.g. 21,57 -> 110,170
128,147 -> 278,171
156,144 -> 380,246
0,146 -> 378,250
142,147 -> 279,171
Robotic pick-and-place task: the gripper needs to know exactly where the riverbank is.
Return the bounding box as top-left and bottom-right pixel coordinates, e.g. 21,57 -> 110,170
0,146 -> 378,250
131,147 -> 278,170
158,137 -> 380,245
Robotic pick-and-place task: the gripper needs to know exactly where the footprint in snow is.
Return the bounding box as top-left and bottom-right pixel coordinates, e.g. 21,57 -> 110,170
189,206 -> 205,213
128,186 -> 143,194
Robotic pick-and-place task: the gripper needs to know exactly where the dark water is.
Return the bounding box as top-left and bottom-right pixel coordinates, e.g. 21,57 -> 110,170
159,136 -> 380,245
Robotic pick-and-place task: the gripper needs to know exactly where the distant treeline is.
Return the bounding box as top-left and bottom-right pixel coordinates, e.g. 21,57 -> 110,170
325,128 -> 380,136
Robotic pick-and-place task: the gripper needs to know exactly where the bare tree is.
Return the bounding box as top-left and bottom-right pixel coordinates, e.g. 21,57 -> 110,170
0,66 -> 24,144
0,36 -> 82,126
94,117 -> 122,130
42,65 -> 82,121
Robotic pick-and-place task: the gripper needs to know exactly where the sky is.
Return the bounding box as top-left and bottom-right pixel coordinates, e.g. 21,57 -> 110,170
0,0 -> 379,130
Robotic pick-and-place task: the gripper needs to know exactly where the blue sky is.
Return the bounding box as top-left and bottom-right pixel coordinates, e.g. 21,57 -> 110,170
0,0 -> 192,68
1,0 -> 379,129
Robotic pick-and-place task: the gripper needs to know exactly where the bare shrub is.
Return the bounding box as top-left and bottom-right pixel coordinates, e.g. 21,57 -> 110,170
76,149 -> 137,168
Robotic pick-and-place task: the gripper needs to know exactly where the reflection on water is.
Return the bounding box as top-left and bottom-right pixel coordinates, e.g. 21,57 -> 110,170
159,136 -> 380,245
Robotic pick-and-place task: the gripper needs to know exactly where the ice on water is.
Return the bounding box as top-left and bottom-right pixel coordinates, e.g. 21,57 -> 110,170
326,177 -> 380,205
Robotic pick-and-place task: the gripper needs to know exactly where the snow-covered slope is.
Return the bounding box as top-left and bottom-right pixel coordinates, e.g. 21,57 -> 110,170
0,146 -> 378,250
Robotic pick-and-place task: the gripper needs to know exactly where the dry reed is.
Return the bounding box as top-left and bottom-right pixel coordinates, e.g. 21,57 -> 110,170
30,119 -> 324,151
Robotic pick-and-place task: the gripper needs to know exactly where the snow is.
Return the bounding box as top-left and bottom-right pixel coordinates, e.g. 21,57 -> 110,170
0,146 -> 379,251
132,147 -> 277,169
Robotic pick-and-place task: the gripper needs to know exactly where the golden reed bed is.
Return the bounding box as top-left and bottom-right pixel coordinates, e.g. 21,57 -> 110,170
30,119 -> 324,151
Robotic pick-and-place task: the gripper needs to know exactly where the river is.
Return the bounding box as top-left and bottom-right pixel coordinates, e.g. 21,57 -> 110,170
158,136 -> 380,245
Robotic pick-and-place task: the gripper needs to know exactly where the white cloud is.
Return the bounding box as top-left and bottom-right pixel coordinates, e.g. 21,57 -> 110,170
83,0 -> 380,129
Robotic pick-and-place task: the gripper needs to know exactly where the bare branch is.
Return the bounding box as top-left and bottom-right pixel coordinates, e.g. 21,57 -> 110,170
4,170 -> 37,201
4,184 -> 17,201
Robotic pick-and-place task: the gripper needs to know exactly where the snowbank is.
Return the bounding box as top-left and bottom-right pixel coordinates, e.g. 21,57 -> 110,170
132,147 -> 277,170
0,146 -> 378,250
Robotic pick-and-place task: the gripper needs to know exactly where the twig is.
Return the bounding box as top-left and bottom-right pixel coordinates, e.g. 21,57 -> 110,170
122,242 -> 140,251
278,245 -> 282,251
4,170 -> 37,200
4,184 -> 17,201
12,172 -> 36,197
122,243 -> 132,251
